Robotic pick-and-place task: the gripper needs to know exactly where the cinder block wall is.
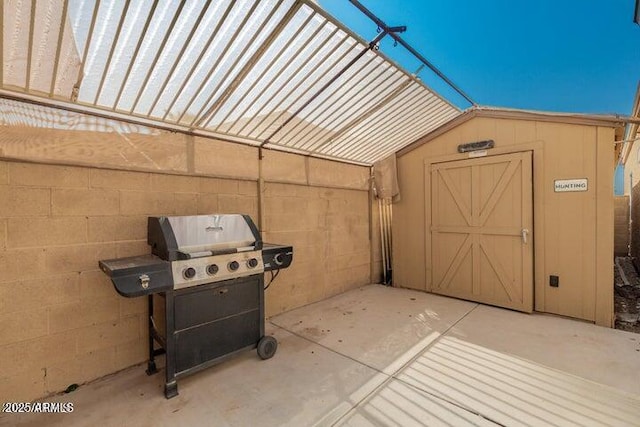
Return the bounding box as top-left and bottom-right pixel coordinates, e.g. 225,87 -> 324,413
0,130 -> 376,401
632,184 -> 640,270
614,196 -> 629,256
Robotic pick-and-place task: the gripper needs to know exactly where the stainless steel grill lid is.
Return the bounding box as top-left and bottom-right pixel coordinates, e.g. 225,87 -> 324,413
148,214 -> 262,261
100,213 -> 292,297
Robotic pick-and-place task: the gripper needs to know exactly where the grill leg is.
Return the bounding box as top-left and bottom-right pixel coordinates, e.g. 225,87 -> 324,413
145,294 -> 158,376
165,381 -> 178,399
164,291 -> 178,399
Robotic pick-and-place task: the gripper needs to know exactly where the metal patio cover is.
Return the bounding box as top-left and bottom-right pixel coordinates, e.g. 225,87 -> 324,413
1,0 -> 462,165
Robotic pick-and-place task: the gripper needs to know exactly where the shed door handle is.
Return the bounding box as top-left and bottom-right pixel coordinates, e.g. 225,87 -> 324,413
521,229 -> 529,244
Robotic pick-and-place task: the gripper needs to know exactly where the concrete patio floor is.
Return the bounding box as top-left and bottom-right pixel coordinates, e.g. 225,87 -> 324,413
4,285 -> 640,426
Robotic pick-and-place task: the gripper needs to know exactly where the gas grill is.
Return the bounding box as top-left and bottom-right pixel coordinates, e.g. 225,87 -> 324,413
99,214 -> 293,398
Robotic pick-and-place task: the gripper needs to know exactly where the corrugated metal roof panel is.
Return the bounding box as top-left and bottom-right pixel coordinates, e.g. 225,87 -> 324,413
1,0 -> 463,164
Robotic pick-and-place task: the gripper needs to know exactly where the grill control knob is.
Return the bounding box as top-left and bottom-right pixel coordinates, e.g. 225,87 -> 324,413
247,258 -> 258,269
139,274 -> 150,289
183,267 -> 196,280
206,264 -> 219,275
228,261 -> 239,271
274,253 -> 284,266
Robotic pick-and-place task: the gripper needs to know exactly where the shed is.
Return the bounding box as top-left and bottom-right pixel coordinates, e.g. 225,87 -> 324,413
393,107 -> 623,327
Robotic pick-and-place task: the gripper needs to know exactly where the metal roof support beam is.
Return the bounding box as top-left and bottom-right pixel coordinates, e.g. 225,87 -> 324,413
360,106 -> 454,161
0,90 -> 260,146
277,52 -> 379,147
49,0 -> 69,98
194,0 -> 303,129
129,1 -> 187,114
259,25 -> 406,151
25,0 -> 36,92
296,65 -> 412,151
311,78 -> 412,153
112,0 -> 160,110
0,1 -> 4,86
210,10 -> 318,132
94,0 -> 132,105
219,19 -> 334,134
185,1 -> 283,126
329,85 -> 426,156
73,0 -> 101,101
246,34 -> 354,139
332,87 -> 437,156
260,141 -> 369,166
290,60 -> 395,150
300,70 -> 407,152
143,0 -> 209,115
177,2 -> 263,124
348,0 -> 475,106
358,105 -> 455,161
160,1 -> 236,121
344,99 -> 449,159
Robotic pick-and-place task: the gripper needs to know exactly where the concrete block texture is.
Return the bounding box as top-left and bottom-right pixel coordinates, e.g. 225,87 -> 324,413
261,150 -> 307,184
0,186 -> 50,217
8,217 -> 88,248
0,161 -> 7,185
0,126 -> 189,173
0,274 -> 79,315
10,163 -> 89,188
90,169 -> 151,191
263,182 -> 372,317
308,157 -> 370,190
0,158 -> 375,403
193,137 -> 259,179
53,188 -> 119,216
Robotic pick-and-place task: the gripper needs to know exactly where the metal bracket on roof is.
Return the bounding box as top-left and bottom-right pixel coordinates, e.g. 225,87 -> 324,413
348,0 -> 476,106
259,25 -> 407,149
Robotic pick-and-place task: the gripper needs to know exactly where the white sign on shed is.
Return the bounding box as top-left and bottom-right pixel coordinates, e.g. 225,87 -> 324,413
554,178 -> 588,192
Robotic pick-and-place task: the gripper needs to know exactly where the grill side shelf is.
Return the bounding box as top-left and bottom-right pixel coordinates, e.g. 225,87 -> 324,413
262,244 -> 293,271
99,255 -> 173,297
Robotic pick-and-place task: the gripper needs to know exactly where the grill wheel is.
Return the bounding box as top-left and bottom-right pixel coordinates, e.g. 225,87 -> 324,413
257,336 -> 278,360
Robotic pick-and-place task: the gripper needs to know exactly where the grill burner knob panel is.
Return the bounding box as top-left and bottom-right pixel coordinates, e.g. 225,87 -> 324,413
183,267 -> 196,280
170,250 -> 265,290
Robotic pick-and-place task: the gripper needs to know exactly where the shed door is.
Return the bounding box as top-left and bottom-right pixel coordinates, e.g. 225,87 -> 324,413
430,152 -> 533,312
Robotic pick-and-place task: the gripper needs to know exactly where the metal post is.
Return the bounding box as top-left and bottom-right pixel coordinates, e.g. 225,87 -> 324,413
145,295 -> 158,375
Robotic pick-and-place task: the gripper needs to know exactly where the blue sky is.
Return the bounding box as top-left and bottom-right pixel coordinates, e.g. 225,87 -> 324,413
320,1 -> 640,114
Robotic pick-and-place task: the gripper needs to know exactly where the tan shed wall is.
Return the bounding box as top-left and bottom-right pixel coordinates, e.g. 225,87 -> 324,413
0,126 -> 374,402
394,116 -> 614,327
